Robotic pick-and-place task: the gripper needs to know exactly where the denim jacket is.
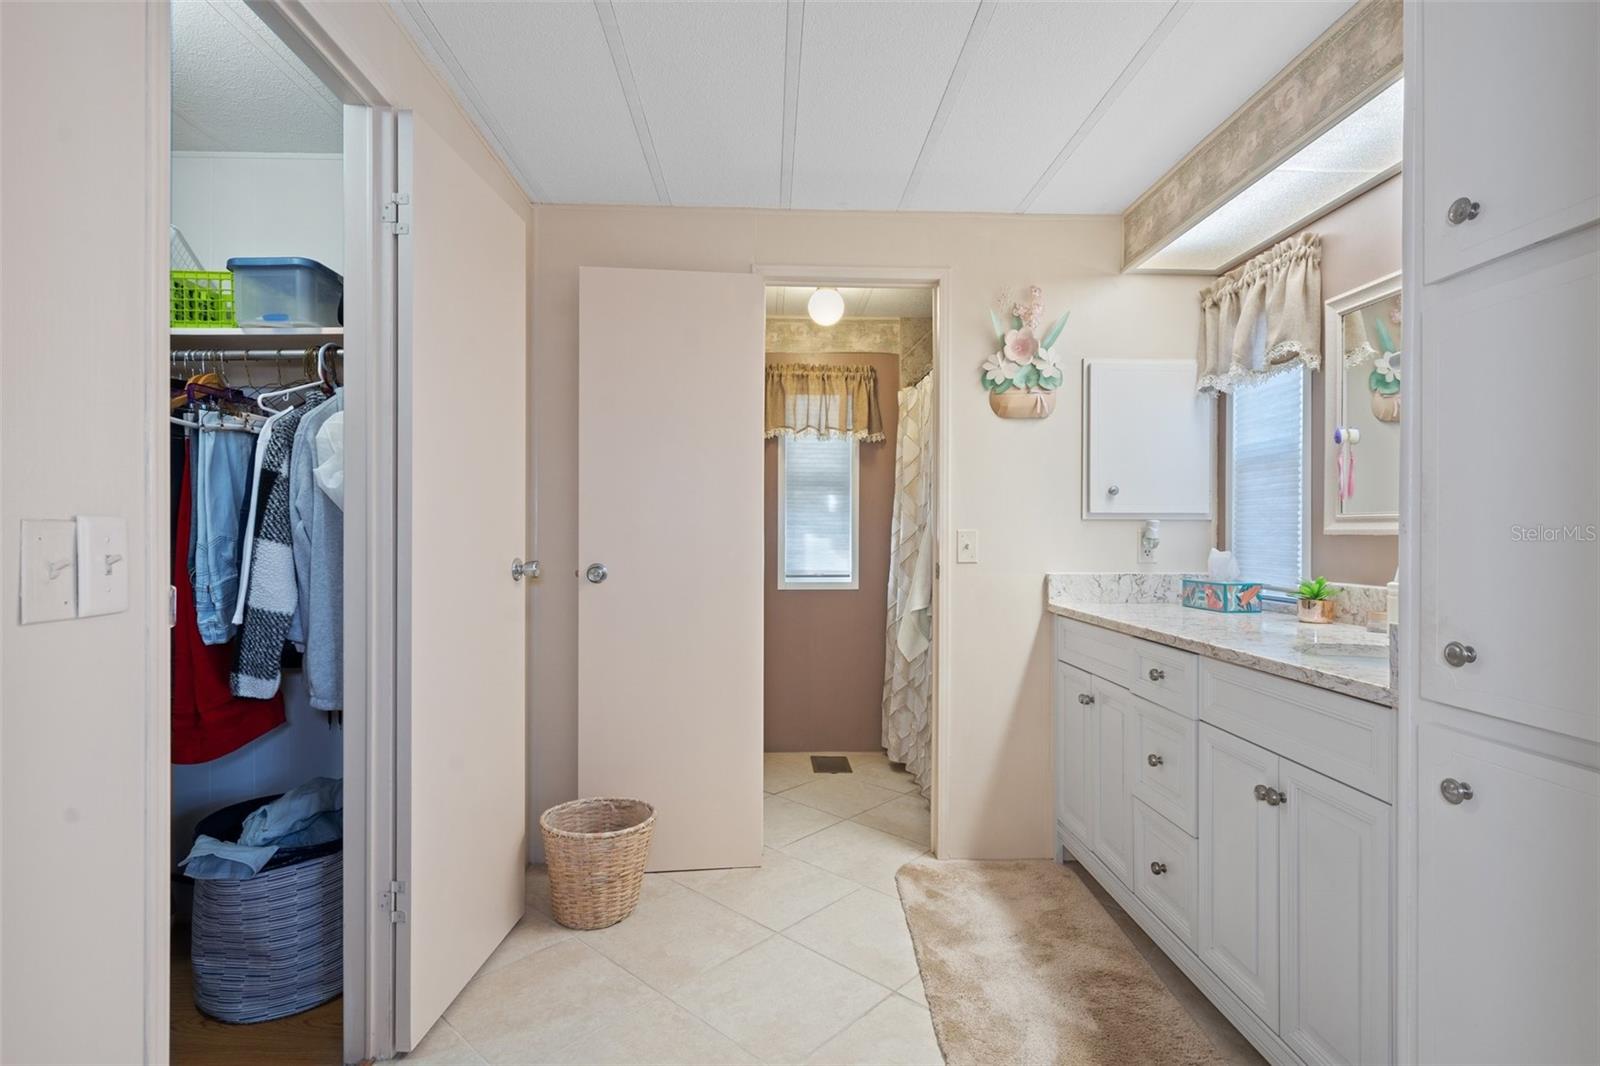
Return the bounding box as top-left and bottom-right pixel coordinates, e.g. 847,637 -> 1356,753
191,411 -> 257,644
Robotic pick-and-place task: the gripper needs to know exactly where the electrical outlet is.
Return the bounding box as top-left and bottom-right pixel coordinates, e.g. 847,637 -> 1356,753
1138,520 -> 1161,564
20,519 -> 77,624
957,529 -> 979,564
1138,529 -> 1157,563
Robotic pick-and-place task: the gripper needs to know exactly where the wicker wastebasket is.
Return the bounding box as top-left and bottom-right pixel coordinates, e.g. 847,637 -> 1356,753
539,798 -> 656,930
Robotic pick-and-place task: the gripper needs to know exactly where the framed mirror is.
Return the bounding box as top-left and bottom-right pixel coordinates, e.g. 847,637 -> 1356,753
1324,271 -> 1401,534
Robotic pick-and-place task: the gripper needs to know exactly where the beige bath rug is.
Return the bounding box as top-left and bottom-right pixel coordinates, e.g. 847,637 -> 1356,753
896,859 -> 1235,1066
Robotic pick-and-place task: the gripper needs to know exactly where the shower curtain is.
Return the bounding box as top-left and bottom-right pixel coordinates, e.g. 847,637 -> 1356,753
882,374 -> 934,796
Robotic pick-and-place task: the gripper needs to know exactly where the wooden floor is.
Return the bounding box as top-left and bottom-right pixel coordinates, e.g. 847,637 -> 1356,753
171,926 -> 342,1066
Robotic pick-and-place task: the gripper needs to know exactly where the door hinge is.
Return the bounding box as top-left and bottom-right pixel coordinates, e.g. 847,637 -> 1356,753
384,879 -> 408,924
382,193 -> 411,236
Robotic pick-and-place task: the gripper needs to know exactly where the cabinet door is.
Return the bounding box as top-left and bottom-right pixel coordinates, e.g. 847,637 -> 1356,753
1419,228 -> 1600,742
1198,724 -> 1279,1027
1279,760 -> 1393,1066
1418,723 -> 1600,1066
1053,662 -> 1094,843
1090,679 -> 1137,887
1421,0 -> 1599,282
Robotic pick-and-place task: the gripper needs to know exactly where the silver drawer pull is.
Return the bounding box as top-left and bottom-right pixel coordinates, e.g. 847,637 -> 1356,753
1147,753 -> 1163,767
1150,861 -> 1167,876
1254,784 -> 1287,807
1446,196 -> 1481,225
1077,693 -> 1094,706
1440,778 -> 1475,805
1147,667 -> 1166,682
1443,641 -> 1476,668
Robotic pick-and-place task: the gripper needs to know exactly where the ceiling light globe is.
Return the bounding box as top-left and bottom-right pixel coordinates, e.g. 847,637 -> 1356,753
808,288 -> 845,326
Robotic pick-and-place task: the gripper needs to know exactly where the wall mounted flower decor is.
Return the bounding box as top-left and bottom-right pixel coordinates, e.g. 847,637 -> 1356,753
982,286 -> 1068,419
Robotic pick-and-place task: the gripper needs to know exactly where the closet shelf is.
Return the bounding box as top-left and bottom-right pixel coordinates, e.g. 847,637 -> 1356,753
171,326 -> 343,352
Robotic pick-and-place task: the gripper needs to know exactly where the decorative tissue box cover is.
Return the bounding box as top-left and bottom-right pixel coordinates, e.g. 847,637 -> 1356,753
1182,578 -> 1263,613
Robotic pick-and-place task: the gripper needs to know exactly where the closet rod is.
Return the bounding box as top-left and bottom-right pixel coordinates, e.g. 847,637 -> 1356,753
171,348 -> 344,361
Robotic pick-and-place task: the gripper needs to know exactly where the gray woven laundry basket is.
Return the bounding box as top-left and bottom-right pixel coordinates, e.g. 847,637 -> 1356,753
189,797 -> 342,1024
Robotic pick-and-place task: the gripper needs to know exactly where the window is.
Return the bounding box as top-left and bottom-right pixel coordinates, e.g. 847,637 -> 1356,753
778,436 -> 859,589
1227,364 -> 1307,591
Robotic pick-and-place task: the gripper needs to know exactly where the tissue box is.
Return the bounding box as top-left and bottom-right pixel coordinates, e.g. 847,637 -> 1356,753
1182,578 -> 1263,613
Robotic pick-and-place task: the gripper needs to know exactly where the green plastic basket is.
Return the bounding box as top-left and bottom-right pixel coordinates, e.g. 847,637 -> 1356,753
171,270 -> 237,328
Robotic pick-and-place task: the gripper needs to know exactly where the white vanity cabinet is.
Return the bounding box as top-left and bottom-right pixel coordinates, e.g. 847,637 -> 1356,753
1053,616 -> 1394,1066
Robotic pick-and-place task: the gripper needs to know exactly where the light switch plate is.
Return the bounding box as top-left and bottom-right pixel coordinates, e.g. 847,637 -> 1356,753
76,515 -> 129,617
19,519 -> 77,624
957,528 -> 979,564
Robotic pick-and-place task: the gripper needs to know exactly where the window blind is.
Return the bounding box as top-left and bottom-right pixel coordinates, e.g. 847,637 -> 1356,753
1228,365 -> 1305,590
781,436 -> 856,584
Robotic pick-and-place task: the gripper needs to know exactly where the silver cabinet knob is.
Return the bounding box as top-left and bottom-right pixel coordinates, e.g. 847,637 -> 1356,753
1147,667 -> 1166,682
1443,641 -> 1477,667
1150,861 -> 1167,876
1446,197 -> 1481,225
1440,778 -> 1475,805
1254,784 -> 1287,806
1107,484 -> 1120,497
585,563 -> 609,584
1077,693 -> 1095,706
1147,753 -> 1164,767
511,558 -> 540,582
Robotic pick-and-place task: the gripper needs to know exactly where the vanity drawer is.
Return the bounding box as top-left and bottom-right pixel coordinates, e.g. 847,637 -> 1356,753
1133,799 -> 1199,951
1200,660 -> 1396,802
1131,695 -> 1198,835
1131,639 -> 1199,718
1055,616 -> 1135,688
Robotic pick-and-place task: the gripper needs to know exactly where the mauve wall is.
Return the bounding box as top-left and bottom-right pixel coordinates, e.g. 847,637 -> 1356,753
763,351 -> 899,753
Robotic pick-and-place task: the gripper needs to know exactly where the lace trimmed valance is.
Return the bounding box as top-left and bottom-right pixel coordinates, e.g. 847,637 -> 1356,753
1196,233 -> 1322,392
764,363 -> 884,442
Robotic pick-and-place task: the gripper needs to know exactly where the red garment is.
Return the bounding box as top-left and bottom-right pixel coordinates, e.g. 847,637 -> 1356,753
173,439 -> 285,763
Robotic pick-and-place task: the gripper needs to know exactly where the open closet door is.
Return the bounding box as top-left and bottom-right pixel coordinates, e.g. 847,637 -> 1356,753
578,267 -> 765,872
394,112 -> 529,1050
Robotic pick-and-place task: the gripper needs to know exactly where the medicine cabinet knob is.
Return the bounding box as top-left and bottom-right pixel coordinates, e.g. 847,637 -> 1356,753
585,563 -> 609,584
1446,196 -> 1481,225
1443,641 -> 1477,667
1147,753 -> 1164,767
1077,693 -> 1095,706
1150,861 -> 1167,876
1107,484 -> 1120,497
1147,667 -> 1166,682
1440,778 -> 1475,805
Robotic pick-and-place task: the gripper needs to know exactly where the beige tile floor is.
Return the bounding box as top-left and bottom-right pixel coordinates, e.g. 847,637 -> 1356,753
407,751 -> 939,1065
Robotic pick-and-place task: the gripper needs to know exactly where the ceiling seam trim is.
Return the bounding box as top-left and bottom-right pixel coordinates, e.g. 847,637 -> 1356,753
213,0 -> 340,122
897,0 -> 996,211
779,0 -> 805,209
1014,0 -> 1191,214
593,0 -> 671,206
388,0 -> 550,203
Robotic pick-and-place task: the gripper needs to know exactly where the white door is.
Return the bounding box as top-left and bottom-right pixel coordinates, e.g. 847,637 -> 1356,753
1278,759 -> 1392,1066
1419,229 -> 1600,742
1198,723 -> 1279,1027
578,267 -> 765,872
1421,0 -> 1599,283
1090,679 -> 1136,887
394,112 -> 529,1050
1054,663 -> 1094,844
1418,723 -> 1600,1066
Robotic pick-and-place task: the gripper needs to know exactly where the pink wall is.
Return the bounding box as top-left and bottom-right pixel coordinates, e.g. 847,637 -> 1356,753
763,351 -> 899,753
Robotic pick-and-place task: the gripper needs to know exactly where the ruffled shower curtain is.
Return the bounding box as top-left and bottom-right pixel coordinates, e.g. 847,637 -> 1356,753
882,374 -> 934,796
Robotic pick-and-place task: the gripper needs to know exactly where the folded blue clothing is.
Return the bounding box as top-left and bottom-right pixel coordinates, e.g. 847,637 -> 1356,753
239,777 -> 343,848
181,834 -> 278,880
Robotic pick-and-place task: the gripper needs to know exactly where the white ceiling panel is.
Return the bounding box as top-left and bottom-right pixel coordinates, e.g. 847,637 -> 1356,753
172,0 -> 341,152
1026,0 -> 1356,214
788,1 -> 977,211
610,1 -> 788,207
404,1 -> 657,205
901,1 -> 1172,213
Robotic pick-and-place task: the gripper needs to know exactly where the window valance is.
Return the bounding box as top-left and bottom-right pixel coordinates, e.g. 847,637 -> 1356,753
1196,233 -> 1322,393
765,363 -> 884,442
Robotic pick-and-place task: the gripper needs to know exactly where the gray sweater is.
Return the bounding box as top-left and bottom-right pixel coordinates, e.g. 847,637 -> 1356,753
289,392 -> 344,710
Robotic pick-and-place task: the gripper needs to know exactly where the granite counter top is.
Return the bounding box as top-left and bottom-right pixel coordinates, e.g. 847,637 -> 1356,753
1046,598 -> 1395,707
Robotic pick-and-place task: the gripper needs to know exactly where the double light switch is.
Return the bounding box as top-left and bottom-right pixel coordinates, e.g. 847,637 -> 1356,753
19,515 -> 128,624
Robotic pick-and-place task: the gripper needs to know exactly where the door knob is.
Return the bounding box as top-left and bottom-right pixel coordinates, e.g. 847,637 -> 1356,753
1440,778 -> 1475,805
1147,753 -> 1164,767
1077,693 -> 1095,705
1443,641 -> 1477,667
585,563 -> 608,584
1147,667 -> 1166,682
1150,861 -> 1167,876
511,558 -> 540,582
1446,197 -> 1481,225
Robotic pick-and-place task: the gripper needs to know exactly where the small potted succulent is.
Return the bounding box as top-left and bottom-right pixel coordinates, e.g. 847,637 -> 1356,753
1296,576 -> 1341,624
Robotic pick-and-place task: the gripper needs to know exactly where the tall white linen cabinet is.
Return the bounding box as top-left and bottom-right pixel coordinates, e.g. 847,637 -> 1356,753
1404,2 -> 1600,1064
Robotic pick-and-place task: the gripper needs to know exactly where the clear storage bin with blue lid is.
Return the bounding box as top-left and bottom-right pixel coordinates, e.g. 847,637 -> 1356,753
226,256 -> 343,327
